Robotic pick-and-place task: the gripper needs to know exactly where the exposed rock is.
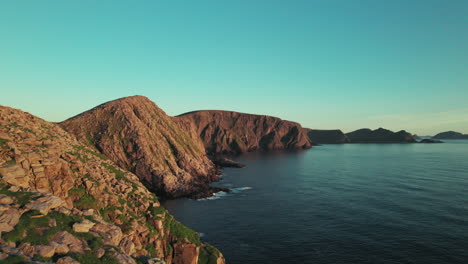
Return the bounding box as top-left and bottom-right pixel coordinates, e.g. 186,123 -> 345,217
0,103 -> 226,264
96,248 -> 106,258
0,207 -> 21,232
35,245 -> 55,258
433,131 -> 468,139
56,256 -> 80,264
0,194 -> 14,205
172,241 -> 199,264
17,242 -> 35,257
418,139 -> 443,143
0,164 -> 28,188
211,156 -> 245,168
50,231 -> 84,253
119,237 -> 136,255
59,96 -> 219,198
91,223 -> 123,246
72,219 -> 95,233
112,252 -> 137,264
177,110 -> 312,155
345,128 -> 416,143
25,195 -> 66,215
304,129 -> 350,144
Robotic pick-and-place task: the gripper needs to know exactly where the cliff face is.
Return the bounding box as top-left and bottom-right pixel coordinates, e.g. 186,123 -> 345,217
304,129 -> 350,144
433,131 -> 468,139
177,110 -> 312,154
346,128 -> 416,143
0,105 -> 224,264
59,96 -> 219,198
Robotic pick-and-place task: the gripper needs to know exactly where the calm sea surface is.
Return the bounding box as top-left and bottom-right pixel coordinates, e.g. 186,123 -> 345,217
163,140 -> 468,264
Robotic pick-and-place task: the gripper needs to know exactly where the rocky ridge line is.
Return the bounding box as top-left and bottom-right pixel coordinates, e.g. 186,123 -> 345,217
0,105 -> 224,264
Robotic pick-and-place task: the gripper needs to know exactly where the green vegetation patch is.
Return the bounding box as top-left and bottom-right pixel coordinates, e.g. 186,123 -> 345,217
0,138 -> 9,149
73,145 -> 108,160
74,193 -> 99,210
101,163 -> 130,182
3,209 -> 104,254
0,182 -> 35,206
1,255 -> 28,264
198,243 -> 220,264
164,215 -> 201,246
149,205 -> 165,219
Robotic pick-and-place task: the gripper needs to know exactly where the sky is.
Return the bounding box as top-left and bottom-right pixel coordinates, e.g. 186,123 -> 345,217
0,0 -> 467,135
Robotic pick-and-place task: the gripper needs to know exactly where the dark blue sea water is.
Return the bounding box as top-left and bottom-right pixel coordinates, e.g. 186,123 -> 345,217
163,140 -> 468,264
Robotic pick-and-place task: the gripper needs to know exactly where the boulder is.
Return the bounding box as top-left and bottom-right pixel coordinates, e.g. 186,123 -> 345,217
0,208 -> 21,232
25,194 -> 66,215
56,256 -> 80,264
72,219 -> 95,233
119,237 -> 136,255
34,245 -> 55,258
50,231 -> 84,253
0,164 -> 28,188
0,195 -> 14,205
91,223 -> 123,246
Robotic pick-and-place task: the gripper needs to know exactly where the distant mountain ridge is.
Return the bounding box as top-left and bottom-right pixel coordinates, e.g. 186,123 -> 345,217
345,128 -> 416,143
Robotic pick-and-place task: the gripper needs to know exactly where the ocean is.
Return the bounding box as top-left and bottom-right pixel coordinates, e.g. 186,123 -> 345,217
163,140 -> 468,264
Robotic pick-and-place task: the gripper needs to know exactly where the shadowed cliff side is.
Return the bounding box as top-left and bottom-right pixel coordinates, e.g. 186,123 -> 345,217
0,105 -> 224,264
59,96 -> 219,199
304,129 -> 350,144
176,110 -> 312,155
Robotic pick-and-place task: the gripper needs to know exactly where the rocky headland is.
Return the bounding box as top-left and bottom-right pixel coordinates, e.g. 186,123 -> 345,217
0,104 -> 224,264
59,96 -> 220,199
176,110 -> 312,155
303,129 -> 350,144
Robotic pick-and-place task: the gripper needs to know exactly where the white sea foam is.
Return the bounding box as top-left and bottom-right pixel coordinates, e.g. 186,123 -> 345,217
196,187 -> 252,201
231,186 -> 253,193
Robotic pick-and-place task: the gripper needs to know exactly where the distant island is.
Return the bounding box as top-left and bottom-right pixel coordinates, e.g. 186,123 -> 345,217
433,131 -> 468,139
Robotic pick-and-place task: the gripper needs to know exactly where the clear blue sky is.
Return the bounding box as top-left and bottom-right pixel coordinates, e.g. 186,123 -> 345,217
1,0 -> 467,135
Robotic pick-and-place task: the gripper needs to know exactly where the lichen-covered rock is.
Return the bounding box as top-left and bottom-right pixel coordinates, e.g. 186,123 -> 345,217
35,245 -> 55,258
0,207 -> 21,232
56,256 -> 80,264
72,219 -> 95,233
50,231 -> 84,253
25,194 -> 66,215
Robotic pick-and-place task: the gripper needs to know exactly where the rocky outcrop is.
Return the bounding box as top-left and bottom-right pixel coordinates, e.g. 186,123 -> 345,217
304,129 -> 350,144
418,139 -> 443,143
0,105 -> 224,264
177,110 -> 312,154
59,96 -> 219,199
345,128 -> 416,143
433,131 -> 468,139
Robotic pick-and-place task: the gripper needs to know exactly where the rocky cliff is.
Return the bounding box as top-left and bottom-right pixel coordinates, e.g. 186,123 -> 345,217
433,131 -> 468,139
0,105 -> 224,264
346,128 -> 416,143
304,129 -> 350,144
177,110 -> 312,154
59,96 -> 220,199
